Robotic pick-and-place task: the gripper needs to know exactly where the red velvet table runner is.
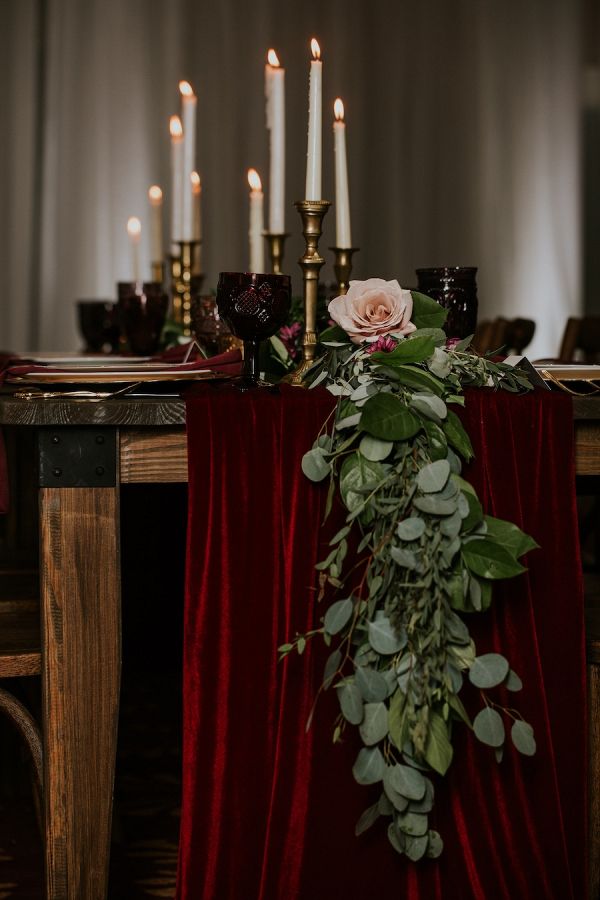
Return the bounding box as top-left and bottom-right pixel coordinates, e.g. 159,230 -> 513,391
177,385 -> 586,900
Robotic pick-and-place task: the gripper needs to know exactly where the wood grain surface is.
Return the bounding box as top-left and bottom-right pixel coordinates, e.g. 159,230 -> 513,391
120,428 -> 187,483
40,486 -> 121,900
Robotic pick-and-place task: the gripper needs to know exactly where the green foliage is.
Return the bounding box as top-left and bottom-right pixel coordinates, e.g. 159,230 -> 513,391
295,299 -> 538,863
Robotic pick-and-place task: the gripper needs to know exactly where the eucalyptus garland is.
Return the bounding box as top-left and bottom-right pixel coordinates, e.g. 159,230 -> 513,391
279,291 -> 538,863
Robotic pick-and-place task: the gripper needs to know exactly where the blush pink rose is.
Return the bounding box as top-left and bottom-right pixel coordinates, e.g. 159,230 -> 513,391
328,278 -> 416,345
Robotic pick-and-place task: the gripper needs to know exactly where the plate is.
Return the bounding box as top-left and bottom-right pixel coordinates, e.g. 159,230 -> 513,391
27,355 -> 153,367
535,364 -> 600,382
9,368 -> 217,384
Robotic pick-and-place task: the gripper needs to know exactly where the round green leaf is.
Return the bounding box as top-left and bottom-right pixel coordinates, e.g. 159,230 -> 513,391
368,613 -> 404,655
361,394 -> 421,441
397,517 -> 426,541
337,682 -> 364,725
410,392 -> 448,423
353,746 -> 385,785
426,830 -> 444,859
511,720 -> 536,756
323,597 -> 354,636
473,707 -> 505,748
468,653 -> 510,689
389,763 -> 426,801
405,833 -> 429,862
397,811 -> 428,837
355,665 -> 388,702
359,435 -> 394,461
417,459 -> 450,494
506,669 -> 523,692
387,822 -> 405,855
301,447 -> 331,482
359,702 -> 389,746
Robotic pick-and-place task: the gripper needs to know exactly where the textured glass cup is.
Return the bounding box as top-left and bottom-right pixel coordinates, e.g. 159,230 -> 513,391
216,272 -> 291,388
118,282 -> 168,356
76,300 -> 120,353
415,267 -> 478,339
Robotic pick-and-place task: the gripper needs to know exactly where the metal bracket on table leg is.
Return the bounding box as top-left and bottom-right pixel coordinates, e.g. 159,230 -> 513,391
38,427 -> 117,488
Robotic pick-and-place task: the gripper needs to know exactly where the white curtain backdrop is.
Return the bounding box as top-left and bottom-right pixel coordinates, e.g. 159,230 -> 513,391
0,0 -> 581,357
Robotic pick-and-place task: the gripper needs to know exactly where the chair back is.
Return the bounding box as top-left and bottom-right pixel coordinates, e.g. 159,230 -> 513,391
558,317 -> 600,363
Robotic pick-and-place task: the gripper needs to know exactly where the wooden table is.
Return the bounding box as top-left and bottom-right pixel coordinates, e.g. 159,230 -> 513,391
1,392 -> 599,900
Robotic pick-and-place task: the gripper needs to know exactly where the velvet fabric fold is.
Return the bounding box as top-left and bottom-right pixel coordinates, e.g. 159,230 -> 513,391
177,385 -> 586,900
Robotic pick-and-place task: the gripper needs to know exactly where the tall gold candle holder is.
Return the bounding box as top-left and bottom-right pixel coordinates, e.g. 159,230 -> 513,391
331,247 -> 358,296
288,200 -> 331,384
172,240 -> 200,336
263,233 -> 289,275
151,261 -> 165,285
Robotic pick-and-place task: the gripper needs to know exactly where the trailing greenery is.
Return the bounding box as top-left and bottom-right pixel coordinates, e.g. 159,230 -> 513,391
280,292 -> 538,862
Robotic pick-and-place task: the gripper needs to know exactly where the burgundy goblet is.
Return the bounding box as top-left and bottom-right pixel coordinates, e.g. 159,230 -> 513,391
118,282 -> 168,356
216,272 -> 291,388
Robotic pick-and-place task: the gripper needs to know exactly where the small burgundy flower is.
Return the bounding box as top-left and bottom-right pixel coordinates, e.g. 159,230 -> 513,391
365,334 -> 398,354
445,337 -> 461,350
279,322 -> 302,360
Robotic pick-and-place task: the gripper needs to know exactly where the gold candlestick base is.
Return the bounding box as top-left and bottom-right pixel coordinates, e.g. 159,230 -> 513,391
331,247 -> 358,296
172,241 -> 200,335
286,200 -> 331,385
263,233 -> 289,275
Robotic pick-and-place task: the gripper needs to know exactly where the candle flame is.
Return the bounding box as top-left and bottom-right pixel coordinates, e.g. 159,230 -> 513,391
169,115 -> 183,138
311,38 -> 321,60
179,80 -> 194,97
127,216 -> 141,238
148,185 -> 162,202
247,168 -> 262,192
334,98 -> 345,121
191,171 -> 201,192
267,49 -> 280,67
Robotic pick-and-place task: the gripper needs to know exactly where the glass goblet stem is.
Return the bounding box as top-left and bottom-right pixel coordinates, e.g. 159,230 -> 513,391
243,339 -> 261,384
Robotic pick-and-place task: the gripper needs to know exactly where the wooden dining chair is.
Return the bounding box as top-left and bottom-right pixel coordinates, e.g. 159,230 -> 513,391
557,317 -> 600,363
473,317 -> 536,356
0,571 -> 43,820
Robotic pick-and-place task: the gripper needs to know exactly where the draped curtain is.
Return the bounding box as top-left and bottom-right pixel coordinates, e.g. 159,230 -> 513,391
0,0 -> 581,358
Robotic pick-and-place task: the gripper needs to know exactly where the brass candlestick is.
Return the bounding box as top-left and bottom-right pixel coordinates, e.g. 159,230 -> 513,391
151,261 -> 165,285
173,240 -> 200,335
264,233 -> 289,275
331,247 -> 358,296
288,200 -> 331,384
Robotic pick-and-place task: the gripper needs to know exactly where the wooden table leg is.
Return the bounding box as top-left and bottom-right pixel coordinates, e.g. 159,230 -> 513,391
40,485 -> 121,899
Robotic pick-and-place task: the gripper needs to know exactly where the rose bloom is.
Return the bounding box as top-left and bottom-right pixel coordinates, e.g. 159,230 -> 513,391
328,278 -> 416,345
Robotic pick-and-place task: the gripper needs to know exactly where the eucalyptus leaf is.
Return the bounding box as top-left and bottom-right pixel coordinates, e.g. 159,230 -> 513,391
414,494 -> 457,516
389,764 -> 427,801
473,707 -> 505,748
355,802 -> 381,836
417,459 -> 450,494
323,597 -> 354,636
359,702 -> 389,746
469,653 -> 510,689
323,649 -> 342,689
355,665 -> 389,702
511,719 -> 536,756
407,778 -> 434,814
359,434 -> 394,461
353,746 -> 385,785
382,364 -> 446,397
397,811 -> 429,837
410,392 -> 448,423
340,453 -> 384,517
301,447 -> 331,482
428,346 -> 452,379
337,682 -> 364,725
387,822 -> 405,855
426,830 -> 444,859
423,420 -> 448,460
404,834 -> 429,862
397,517 -> 426,541
506,669 -> 523,692
383,766 -> 410,812
368,613 -> 404,654
388,688 -> 407,750
378,792 -> 394,816
390,546 -> 418,570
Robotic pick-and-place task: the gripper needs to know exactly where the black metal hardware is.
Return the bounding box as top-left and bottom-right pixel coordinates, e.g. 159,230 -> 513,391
38,427 -> 117,487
